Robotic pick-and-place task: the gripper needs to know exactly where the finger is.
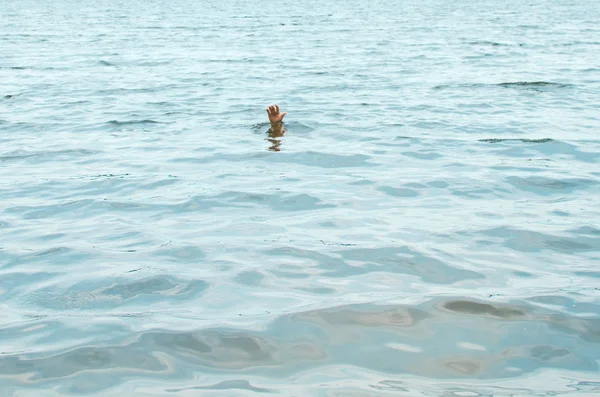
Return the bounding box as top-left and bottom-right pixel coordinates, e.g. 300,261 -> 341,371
269,105 -> 275,114
275,104 -> 280,114
280,112 -> 287,119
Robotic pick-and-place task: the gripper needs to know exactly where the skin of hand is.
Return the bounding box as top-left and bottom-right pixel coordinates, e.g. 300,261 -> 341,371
266,104 -> 287,137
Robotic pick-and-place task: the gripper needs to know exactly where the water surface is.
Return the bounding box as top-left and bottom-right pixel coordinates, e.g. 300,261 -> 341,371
1,0 -> 600,395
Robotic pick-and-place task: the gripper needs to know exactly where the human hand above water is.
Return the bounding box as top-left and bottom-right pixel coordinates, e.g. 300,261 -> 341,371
266,104 -> 287,124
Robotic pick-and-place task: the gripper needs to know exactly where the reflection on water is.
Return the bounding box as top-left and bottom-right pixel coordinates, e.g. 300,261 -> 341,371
266,124 -> 286,152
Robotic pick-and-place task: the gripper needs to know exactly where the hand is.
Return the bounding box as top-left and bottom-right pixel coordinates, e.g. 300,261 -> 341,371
266,104 -> 287,124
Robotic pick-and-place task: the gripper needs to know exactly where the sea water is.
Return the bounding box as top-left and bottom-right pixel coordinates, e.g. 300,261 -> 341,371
1,0 -> 599,395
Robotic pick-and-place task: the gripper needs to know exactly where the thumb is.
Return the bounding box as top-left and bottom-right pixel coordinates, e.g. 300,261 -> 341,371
280,112 -> 287,119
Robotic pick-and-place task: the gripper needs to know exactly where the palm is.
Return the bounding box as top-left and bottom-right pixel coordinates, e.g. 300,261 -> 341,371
266,104 -> 287,123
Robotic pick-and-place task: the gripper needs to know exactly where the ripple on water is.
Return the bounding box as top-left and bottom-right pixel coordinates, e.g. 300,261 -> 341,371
154,245 -> 206,263
165,379 -> 276,393
266,151 -> 373,168
251,121 -> 315,134
216,191 -> 335,212
480,226 -> 600,253
265,246 -> 484,284
0,149 -> 100,163
22,276 -> 209,310
506,176 -> 598,195
0,297 -> 598,393
433,81 -> 575,91
3,246 -> 89,270
107,119 -> 165,127
377,186 -> 420,197
480,139 -> 600,162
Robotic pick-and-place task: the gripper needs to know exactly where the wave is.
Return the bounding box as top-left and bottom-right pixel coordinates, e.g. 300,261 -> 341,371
434,82 -> 574,90
107,119 -> 164,126
1,296 -> 597,393
468,40 -> 508,47
0,149 -> 99,163
251,121 -> 315,133
479,138 -> 554,143
496,81 -> 573,88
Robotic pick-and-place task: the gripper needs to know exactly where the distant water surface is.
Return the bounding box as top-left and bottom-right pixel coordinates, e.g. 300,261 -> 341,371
1,0 -> 600,395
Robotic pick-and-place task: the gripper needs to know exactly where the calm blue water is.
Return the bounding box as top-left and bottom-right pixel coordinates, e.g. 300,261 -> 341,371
1,0 -> 600,395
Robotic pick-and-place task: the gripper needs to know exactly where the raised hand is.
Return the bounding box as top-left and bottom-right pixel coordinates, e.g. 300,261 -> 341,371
266,104 -> 287,124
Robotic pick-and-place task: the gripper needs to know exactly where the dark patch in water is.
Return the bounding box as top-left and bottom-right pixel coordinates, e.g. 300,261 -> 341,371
469,41 -> 507,47
99,60 -> 115,66
88,173 -> 131,180
434,82 -> 573,90
479,138 -> 554,143
443,300 -> 525,318
496,81 -> 573,88
108,119 -> 162,126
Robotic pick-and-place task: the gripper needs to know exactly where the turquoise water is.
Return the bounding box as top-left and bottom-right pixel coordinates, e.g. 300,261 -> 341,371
1,0 -> 600,395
